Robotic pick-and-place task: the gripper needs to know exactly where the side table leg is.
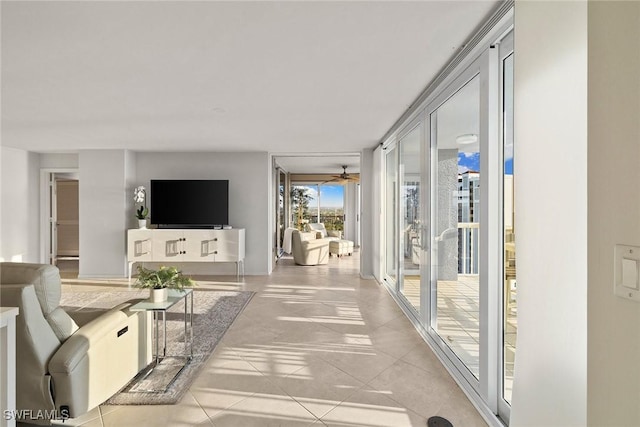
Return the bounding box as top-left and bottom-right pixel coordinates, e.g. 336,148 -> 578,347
163,311 -> 167,358
154,311 -> 159,364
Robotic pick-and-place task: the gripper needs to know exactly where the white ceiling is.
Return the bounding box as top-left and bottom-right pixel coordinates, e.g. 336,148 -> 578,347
275,154 -> 360,174
1,1 -> 499,156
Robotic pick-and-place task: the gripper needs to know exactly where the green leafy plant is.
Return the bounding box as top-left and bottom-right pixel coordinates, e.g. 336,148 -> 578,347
135,205 -> 149,220
290,187 -> 313,230
134,265 -> 195,290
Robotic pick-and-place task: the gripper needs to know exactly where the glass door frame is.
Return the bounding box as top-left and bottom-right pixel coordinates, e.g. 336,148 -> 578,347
396,117 -> 425,319
423,53 -> 491,397
497,30 -> 515,423
420,30 -> 513,422
382,140 -> 399,287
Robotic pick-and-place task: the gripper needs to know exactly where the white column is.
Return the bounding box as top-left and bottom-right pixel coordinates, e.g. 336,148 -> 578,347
511,1 -> 588,425
79,150 -> 130,278
359,148 -> 375,278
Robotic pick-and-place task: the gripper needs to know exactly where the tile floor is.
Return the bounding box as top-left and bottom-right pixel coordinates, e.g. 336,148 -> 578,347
403,275 -> 517,402
50,252 -> 487,427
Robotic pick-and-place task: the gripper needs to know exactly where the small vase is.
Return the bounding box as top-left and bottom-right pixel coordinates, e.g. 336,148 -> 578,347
151,288 -> 168,302
138,219 -> 147,229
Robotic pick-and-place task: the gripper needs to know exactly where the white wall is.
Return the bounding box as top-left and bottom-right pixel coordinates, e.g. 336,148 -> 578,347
11,149 -> 270,277
343,182 -> 358,243
587,2 -> 640,425
78,150 -> 130,277
124,151 -> 137,231
0,147 -> 40,263
40,153 -> 78,169
510,2 -> 588,425
136,152 -> 270,275
359,147 -> 375,279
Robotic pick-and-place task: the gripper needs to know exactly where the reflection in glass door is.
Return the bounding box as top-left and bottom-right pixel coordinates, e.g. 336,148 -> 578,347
276,169 -> 287,258
398,125 -> 422,312
384,145 -> 398,284
430,74 -> 481,378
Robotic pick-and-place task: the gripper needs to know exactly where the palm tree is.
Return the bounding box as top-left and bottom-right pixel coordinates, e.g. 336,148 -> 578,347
290,187 -> 313,229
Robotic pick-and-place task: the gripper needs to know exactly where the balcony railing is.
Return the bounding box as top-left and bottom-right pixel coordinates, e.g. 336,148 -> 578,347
458,222 -> 479,275
404,222 -> 479,275
294,214 -> 345,231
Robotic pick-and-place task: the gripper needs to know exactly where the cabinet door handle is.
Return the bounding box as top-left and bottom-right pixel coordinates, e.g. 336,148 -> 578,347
214,251 -> 218,254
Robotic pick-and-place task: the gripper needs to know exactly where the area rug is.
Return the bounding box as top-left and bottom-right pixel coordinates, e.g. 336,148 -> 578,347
60,288 -> 254,405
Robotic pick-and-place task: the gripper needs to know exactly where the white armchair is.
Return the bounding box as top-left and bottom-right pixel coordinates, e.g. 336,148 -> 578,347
291,231 -> 330,265
0,263 -> 151,424
307,223 -> 342,240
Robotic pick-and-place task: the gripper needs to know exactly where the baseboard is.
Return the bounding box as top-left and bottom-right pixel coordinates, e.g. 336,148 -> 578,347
76,275 -> 124,280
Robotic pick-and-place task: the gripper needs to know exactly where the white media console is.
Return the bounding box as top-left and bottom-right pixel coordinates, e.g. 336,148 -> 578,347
127,228 -> 245,281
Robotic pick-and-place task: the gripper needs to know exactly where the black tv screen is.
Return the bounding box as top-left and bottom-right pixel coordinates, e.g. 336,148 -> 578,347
150,180 -> 229,228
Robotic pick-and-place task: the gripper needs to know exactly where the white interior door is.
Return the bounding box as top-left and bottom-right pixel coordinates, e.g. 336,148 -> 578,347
49,174 -> 57,264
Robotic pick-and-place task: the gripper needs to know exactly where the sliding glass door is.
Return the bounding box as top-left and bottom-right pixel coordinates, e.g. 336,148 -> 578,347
430,73 -> 481,380
381,23 -> 515,424
384,144 -> 398,285
398,124 -> 423,313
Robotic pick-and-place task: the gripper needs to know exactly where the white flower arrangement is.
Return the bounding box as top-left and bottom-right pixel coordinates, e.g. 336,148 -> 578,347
133,186 -> 148,219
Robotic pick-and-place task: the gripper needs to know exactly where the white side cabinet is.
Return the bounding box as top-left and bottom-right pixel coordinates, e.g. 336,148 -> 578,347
0,307 -> 19,427
128,229 -> 245,281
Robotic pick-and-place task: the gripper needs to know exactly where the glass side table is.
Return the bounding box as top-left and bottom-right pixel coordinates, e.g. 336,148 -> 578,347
130,288 -> 193,392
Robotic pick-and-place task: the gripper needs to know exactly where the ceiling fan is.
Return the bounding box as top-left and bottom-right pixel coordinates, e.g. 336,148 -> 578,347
323,165 -> 360,184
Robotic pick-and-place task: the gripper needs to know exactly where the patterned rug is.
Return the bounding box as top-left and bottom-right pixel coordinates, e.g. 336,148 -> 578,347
60,288 -> 254,405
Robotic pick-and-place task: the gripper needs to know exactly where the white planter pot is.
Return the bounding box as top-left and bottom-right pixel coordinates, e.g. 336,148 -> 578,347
151,288 -> 168,302
138,219 -> 147,229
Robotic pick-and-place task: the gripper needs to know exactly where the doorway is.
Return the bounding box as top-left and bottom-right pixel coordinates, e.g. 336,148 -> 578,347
40,170 -> 80,273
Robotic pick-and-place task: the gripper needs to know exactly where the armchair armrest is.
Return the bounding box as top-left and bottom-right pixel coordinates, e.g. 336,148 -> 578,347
49,303 -> 131,374
327,230 -> 342,239
47,302 -> 150,417
301,239 -> 330,250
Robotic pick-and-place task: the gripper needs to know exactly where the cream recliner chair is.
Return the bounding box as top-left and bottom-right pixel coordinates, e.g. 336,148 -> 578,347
291,230 -> 329,265
0,262 -> 151,425
307,223 -> 342,240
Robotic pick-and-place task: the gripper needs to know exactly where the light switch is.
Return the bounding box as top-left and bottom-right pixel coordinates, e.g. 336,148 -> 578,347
614,245 -> 640,302
622,258 -> 639,290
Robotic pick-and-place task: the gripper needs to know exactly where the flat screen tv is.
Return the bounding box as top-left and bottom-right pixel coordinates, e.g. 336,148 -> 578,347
150,180 -> 229,228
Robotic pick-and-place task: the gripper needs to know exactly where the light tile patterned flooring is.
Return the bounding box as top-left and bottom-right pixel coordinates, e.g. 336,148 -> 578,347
50,254 -> 487,427
402,275 -> 517,401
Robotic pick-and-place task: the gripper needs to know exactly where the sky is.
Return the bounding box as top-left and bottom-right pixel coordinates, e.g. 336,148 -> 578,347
458,152 -> 480,174
297,185 -> 344,208
457,151 -> 514,175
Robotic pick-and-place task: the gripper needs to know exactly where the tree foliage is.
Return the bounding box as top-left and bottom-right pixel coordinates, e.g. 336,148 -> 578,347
290,187 -> 313,229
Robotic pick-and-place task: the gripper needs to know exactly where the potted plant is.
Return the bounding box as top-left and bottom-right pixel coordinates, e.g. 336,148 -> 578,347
133,185 -> 149,229
134,265 -> 195,302
135,205 -> 149,228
